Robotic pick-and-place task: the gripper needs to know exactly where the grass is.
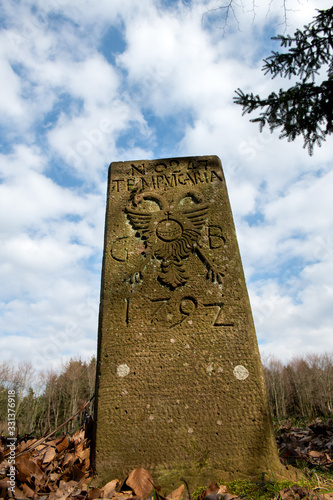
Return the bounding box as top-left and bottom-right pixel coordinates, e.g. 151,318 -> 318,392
225,470 -> 333,499
226,477 -> 291,500
192,468 -> 333,500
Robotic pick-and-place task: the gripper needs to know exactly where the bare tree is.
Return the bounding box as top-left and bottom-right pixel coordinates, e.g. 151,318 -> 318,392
202,0 -> 296,34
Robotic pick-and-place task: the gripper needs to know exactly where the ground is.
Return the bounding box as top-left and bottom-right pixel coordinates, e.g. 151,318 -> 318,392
1,418 -> 333,500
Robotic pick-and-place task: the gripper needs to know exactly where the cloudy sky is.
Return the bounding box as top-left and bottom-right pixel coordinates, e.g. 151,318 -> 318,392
1,0 -> 332,372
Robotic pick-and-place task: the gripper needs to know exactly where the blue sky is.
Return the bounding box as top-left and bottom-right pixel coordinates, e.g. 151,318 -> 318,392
1,0 -> 333,372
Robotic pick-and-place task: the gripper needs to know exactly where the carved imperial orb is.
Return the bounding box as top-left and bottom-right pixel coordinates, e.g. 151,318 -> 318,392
125,190 -> 224,289
156,219 -> 183,241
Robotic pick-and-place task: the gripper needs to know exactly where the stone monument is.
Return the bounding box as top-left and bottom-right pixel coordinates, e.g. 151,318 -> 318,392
93,156 -> 291,488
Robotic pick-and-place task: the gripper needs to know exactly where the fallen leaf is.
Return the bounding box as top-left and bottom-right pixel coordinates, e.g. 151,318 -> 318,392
22,483 -> 35,498
0,478 -> 10,489
75,442 -> 84,457
45,439 -> 62,447
13,486 -> 29,499
126,468 -> 154,499
166,484 -> 185,500
49,472 -> 61,482
59,479 -> 79,491
56,436 -> 71,453
73,429 -> 85,444
78,447 -> 90,462
199,482 -> 220,500
16,440 -> 37,454
278,486 -> 312,500
222,494 -> 240,500
62,452 -> 75,467
102,478 -> 121,498
308,450 -> 325,458
36,445 -> 48,451
42,446 -> 57,465
88,487 -> 104,499
61,464 -> 87,482
15,455 -> 43,483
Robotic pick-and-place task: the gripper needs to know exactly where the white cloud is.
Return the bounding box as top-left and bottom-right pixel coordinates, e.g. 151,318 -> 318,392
0,0 -> 332,370
0,56 -> 26,118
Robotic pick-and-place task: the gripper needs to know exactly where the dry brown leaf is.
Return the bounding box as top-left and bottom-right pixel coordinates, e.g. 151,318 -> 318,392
43,462 -> 58,475
75,442 -> 84,457
56,436 -> 71,453
16,455 -> 43,483
88,487 -> 104,499
0,478 -> 10,489
58,479 -> 79,491
166,484 -> 185,500
48,492 -> 61,500
42,446 -> 57,465
83,457 -> 91,471
71,490 -> 83,497
278,487 -> 312,500
36,444 -> 49,451
279,489 -> 293,500
102,479 -> 121,498
199,482 -> 219,500
62,452 -> 75,467
16,440 -> 36,455
45,439 -> 62,447
73,429 -> 85,444
77,447 -> 90,462
49,472 -> 61,482
13,486 -> 29,499
70,465 -> 87,481
22,483 -> 35,498
308,450 -> 325,458
206,483 -> 219,494
126,468 -> 154,500
31,455 -> 45,472
222,494 -> 240,500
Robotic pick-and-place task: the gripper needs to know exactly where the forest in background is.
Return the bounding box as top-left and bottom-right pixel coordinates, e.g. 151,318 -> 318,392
0,358 -> 96,437
0,354 -> 332,437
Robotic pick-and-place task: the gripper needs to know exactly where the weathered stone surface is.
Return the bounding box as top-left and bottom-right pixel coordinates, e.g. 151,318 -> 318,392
93,156 -> 292,488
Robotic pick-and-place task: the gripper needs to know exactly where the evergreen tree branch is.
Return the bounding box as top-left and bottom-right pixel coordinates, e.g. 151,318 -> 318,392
234,7 -> 333,153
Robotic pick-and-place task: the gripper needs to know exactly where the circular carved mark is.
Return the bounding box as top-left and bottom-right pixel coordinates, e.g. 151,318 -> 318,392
179,297 -> 197,316
156,219 -> 183,242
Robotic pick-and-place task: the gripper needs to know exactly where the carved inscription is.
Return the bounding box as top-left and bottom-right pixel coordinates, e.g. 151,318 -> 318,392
208,226 -> 225,249
150,297 -> 171,321
125,298 -> 130,325
111,237 -> 130,261
111,159 -> 223,192
125,190 -> 224,289
203,302 -> 234,327
123,296 -> 233,328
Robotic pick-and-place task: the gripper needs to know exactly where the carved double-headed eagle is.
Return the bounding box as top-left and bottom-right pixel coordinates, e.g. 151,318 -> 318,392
125,190 -> 223,289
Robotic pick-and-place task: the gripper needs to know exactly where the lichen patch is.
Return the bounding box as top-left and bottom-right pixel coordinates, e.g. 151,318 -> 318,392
117,364 -> 130,377
233,365 -> 249,380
